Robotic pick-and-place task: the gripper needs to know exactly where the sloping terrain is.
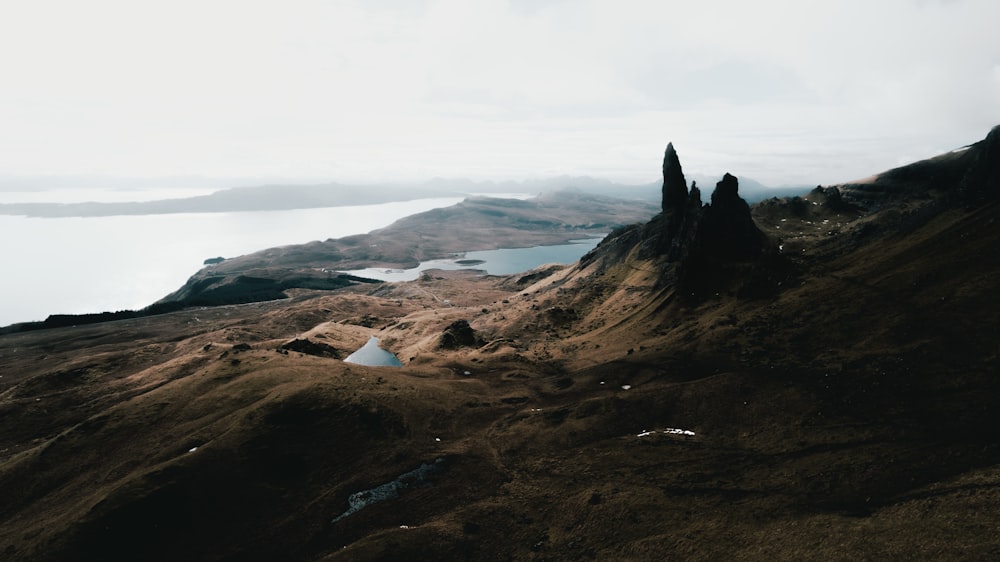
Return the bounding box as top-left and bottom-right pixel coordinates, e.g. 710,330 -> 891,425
157,191 -> 657,309
0,127 -> 997,560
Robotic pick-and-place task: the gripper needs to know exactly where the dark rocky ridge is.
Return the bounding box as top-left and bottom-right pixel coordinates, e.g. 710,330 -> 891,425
833,124 -> 999,211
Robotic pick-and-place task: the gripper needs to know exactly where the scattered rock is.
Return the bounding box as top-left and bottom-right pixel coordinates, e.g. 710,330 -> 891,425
439,319 -> 479,349
331,458 -> 446,523
813,185 -> 857,213
351,314 -> 379,328
545,306 -> 577,325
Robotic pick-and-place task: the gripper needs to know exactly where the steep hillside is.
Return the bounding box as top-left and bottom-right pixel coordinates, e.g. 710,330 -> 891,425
0,127 -> 997,561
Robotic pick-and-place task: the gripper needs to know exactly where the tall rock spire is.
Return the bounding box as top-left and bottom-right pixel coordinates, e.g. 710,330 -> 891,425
662,142 -> 688,212
701,173 -> 765,261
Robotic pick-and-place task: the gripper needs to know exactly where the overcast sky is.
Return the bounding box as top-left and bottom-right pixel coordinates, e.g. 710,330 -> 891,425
1,0 -> 998,187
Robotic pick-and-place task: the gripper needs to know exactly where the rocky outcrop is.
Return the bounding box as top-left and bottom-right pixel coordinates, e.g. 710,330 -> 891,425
700,173 -> 767,261
439,319 -> 480,349
584,143 -> 788,297
279,338 -> 341,358
662,143 -> 689,212
651,148 -> 768,266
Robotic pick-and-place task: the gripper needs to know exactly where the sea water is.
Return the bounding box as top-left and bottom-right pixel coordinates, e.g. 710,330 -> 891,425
0,197 -> 463,326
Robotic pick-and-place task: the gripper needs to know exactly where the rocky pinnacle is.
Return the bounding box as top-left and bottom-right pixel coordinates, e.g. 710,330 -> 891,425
662,142 -> 688,212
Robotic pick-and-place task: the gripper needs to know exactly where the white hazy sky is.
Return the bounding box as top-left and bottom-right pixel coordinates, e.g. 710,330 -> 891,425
1,0 -> 998,187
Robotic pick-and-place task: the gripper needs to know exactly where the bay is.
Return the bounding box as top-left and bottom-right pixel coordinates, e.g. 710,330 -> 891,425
0,198 -> 462,326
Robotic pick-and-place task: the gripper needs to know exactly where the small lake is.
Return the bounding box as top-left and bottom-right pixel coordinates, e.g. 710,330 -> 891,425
343,336 -> 404,367
339,237 -> 604,282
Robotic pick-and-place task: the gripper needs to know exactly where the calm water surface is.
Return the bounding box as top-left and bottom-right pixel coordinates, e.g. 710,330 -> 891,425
340,237 -> 603,282
343,336 -> 403,367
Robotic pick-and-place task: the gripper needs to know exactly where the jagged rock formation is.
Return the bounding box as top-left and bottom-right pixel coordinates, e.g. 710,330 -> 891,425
661,142 -> 689,212
586,143 -> 783,297
700,173 -> 767,261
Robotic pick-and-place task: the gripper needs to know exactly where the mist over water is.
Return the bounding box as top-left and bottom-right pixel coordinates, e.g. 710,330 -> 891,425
0,196 -> 463,326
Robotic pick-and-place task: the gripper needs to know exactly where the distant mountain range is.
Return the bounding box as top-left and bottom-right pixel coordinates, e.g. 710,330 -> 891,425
0,175 -> 809,217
